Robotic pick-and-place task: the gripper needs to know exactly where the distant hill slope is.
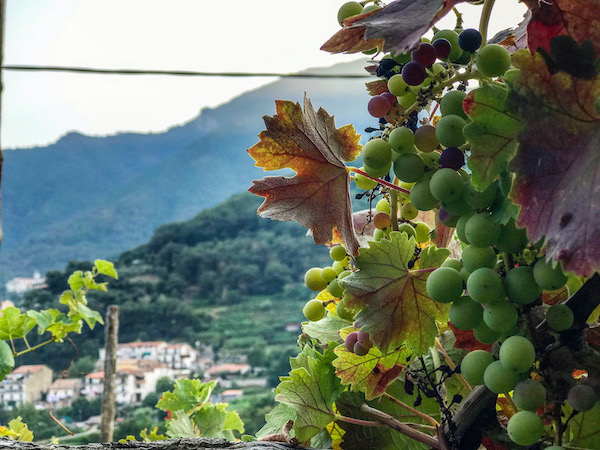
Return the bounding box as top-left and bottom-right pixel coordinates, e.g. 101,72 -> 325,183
1,58 -> 374,280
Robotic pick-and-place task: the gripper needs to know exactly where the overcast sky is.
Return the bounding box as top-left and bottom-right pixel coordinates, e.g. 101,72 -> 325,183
2,1 -> 527,149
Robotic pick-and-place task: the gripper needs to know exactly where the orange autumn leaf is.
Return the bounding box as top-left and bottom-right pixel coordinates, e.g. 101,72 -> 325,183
248,95 -> 362,255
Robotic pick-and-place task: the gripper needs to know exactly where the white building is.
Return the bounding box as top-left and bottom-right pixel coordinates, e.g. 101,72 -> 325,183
46,378 -> 83,408
5,272 -> 46,294
98,341 -> 205,371
0,365 -> 53,408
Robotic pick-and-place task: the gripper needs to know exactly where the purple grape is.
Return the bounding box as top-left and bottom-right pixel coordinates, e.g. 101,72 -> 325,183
345,331 -> 359,352
440,147 -> 465,170
411,43 -> 437,67
458,29 -> 483,53
438,207 -> 451,223
433,38 -> 452,59
381,91 -> 397,107
368,95 -> 391,118
402,61 -> 427,86
357,330 -> 373,348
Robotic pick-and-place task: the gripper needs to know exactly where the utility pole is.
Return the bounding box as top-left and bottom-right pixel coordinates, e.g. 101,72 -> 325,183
101,305 -> 119,442
0,0 -> 6,243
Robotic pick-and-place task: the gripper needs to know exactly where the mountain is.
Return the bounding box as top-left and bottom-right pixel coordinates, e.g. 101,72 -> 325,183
1,58 -> 375,281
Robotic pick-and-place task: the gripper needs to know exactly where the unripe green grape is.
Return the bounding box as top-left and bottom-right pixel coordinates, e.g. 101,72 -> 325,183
460,267 -> 470,282
462,180 -> 497,210
533,258 -> 568,291
376,198 -> 390,214
328,278 -> 345,298
409,77 -> 433,94
513,379 -> 546,411
466,267 -> 505,303
354,168 -> 378,190
361,4 -> 380,13
393,153 -> 426,182
499,336 -> 536,373
400,202 -> 418,220
545,447 -> 565,450
373,228 -> 385,242
449,295 -> 483,330
362,138 -> 392,169
337,1 -> 363,25
455,213 -> 473,243
484,360 -> 518,394
432,63 -> 447,78
305,267 -> 328,291
495,219 -> 528,254
462,245 -> 497,273
339,270 -> 352,279
504,266 -> 542,305
460,349 -> 494,385
336,297 -> 355,321
414,221 -> 431,243
484,302 -> 518,333
440,90 -> 468,120
568,384 -> 597,411
441,197 -> 472,217
303,299 -> 326,321
439,209 -> 459,227
476,44 -> 511,77
429,168 -> 465,203
397,92 -> 417,109
432,29 -> 461,60
389,127 -> 415,152
506,411 -> 544,446
410,176 -> 439,211
397,223 -> 416,238
414,125 -> 439,152
435,115 -> 467,147
321,266 -> 338,283
426,267 -> 464,303
332,260 -> 346,275
465,213 -> 500,247
441,258 -> 463,272
387,74 -> 410,97
364,160 -> 391,178
473,321 -> 501,344
330,245 -> 347,262
545,304 -> 574,331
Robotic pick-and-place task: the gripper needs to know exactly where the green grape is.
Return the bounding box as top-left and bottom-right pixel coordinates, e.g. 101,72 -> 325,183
398,222 -> 416,238
339,270 -> 352,279
499,336 -> 536,373
354,167 -> 378,190
435,115 -> 467,147
476,44 -> 511,77
455,213 -> 474,243
393,153 -> 426,182
330,245 -> 347,262
389,127 -> 415,152
533,258 -> 568,291
441,197 -> 472,217
568,384 -> 597,411
362,138 -> 392,169
376,198 -> 390,214
460,267 -> 471,282
483,360 -> 518,394
414,221 -> 431,243
392,52 -> 411,64
504,266 -> 542,305
462,180 -> 497,210
303,299 -> 326,321
429,168 -> 465,203
484,301 -> 518,333
439,210 -> 459,227
426,267 -> 464,303
305,267 -> 327,291
461,245 -> 497,272
449,295 -> 483,330
387,74 -> 410,97
513,379 -> 546,411
397,92 -> 417,109
473,321 -> 501,344
321,266 -> 338,283
364,160 -> 391,178
441,258 -> 463,272
400,202 -> 418,220
460,350 -> 494,385
545,447 -> 565,450
432,29 -> 462,60
332,260 -> 346,275
337,1 -> 363,25
464,213 -> 500,247
440,90 -> 468,120
361,4 -> 380,13
545,304 -> 574,331
453,50 -> 472,65
414,125 -> 439,152
432,63 -> 447,78
410,175 -> 439,211
328,278 -> 345,298
506,411 -> 544,446
409,77 -> 433,94
373,228 -> 385,242
336,297 -> 355,321
466,267 -> 505,303
495,219 -> 528,254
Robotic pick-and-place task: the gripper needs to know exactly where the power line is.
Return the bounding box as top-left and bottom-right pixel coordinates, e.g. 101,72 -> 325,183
1,64 -> 371,78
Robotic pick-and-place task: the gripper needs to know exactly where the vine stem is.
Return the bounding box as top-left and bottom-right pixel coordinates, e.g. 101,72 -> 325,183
409,267 -> 436,275
390,176 -> 400,232
360,404 -> 443,449
383,392 -> 440,427
434,337 -> 472,393
335,414 -> 380,428
348,167 -> 410,194
15,338 -> 54,357
479,0 -> 496,46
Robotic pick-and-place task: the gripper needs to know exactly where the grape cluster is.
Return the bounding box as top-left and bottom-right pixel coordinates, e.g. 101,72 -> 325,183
344,329 -> 374,356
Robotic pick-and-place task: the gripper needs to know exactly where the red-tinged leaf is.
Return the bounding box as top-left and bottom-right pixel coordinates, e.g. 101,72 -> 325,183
585,325 -> 600,348
482,436 -> 509,450
448,322 -> 492,352
249,95 -> 362,255
505,50 -> 600,276
542,286 -> 569,305
432,220 -> 455,249
333,327 -> 411,400
522,0 -> 600,55
321,10 -> 383,54
490,12 -> 531,54
366,80 -> 389,96
340,232 -> 450,355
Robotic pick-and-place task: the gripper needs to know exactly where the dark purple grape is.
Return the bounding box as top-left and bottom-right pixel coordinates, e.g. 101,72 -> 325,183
411,43 -> 437,67
357,330 -> 373,348
438,207 -> 451,223
440,147 -> 465,170
433,38 -> 452,60
458,29 -> 483,53
402,61 -> 427,86
381,91 -> 397,107
376,58 -> 398,77
345,331 -> 359,352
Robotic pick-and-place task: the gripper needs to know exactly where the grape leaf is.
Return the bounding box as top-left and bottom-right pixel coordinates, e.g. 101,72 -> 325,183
157,379 -> 216,413
0,307 -> 36,341
0,340 -> 14,382
448,322 -> 492,352
191,403 -> 243,439
275,345 -> 345,443
333,327 -> 411,400
505,50 -> 600,276
463,83 -> 524,191
27,309 -> 82,341
522,0 -> 600,55
302,315 -> 347,346
563,402 -> 600,447
255,403 -> 297,440
248,95 -> 362,256
340,232 -> 450,355
321,11 -> 383,54
95,259 -> 118,279
166,410 -> 196,438
542,286 -> 569,305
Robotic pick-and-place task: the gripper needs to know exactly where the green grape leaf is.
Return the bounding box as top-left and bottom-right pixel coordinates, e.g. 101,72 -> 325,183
1,418 -> 34,442
67,271 -> 85,291
94,259 -> 118,279
27,309 -> 81,341
72,304 -> 103,330
563,403 -> 600,447
340,232 -> 450,355
0,340 -> 15,382
333,327 -> 411,400
191,403 -> 244,438
302,314 -> 347,346
248,95 -> 362,256
463,83 -> 524,191
0,307 -> 36,341
255,403 -> 297,440
157,379 -> 216,413
275,345 -> 345,443
60,289 -> 87,308
166,410 -> 196,438
139,427 -> 167,442
82,272 -> 108,292
506,49 -> 600,276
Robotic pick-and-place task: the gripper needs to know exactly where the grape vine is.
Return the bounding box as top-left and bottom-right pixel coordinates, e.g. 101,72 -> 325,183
248,0 -> 600,449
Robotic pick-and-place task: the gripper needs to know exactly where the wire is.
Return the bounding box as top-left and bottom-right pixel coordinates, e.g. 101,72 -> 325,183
1,64 -> 371,78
